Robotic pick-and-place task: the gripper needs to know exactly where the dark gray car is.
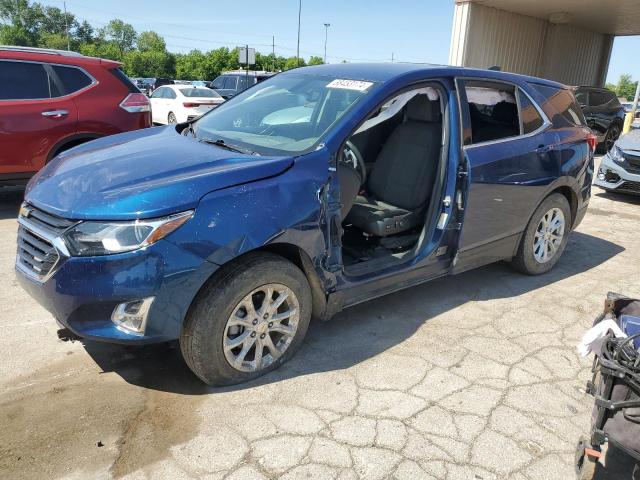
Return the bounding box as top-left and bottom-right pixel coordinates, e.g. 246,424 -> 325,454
209,71 -> 275,99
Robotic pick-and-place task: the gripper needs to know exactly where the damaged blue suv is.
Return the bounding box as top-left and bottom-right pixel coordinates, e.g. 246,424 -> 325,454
17,64 -> 594,385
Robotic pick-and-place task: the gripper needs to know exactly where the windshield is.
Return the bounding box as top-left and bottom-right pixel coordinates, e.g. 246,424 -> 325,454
181,88 -> 221,98
192,74 -> 374,155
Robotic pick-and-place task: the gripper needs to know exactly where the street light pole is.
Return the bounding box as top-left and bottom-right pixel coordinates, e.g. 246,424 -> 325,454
323,23 -> 330,64
296,0 -> 302,67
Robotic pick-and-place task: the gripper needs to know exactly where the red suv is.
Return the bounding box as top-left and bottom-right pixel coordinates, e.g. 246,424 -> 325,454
0,46 -> 151,186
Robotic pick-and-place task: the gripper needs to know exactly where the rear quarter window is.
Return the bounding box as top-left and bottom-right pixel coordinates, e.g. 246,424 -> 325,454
531,84 -> 586,127
52,65 -> 93,94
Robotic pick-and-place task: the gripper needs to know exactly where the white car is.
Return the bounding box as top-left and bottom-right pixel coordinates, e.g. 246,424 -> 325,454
150,85 -> 224,125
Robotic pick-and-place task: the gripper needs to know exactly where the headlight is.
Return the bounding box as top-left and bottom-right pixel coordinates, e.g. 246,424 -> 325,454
610,144 -> 624,164
64,211 -> 193,256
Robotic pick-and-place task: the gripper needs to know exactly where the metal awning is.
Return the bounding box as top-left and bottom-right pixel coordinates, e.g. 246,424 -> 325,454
462,0 -> 640,36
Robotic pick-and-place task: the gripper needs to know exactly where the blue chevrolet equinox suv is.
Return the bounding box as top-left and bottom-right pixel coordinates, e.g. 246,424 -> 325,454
16,64 -> 595,385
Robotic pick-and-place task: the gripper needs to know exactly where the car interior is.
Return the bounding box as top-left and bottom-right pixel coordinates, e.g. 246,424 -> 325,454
337,86 -> 447,273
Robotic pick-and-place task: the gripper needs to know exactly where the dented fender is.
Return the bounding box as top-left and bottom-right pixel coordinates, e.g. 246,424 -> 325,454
165,148 -> 335,289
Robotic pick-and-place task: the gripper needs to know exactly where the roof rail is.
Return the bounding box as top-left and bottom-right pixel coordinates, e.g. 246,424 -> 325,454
0,45 -> 84,57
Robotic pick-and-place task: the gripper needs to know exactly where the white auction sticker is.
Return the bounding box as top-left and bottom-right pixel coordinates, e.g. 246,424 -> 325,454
326,79 -> 373,91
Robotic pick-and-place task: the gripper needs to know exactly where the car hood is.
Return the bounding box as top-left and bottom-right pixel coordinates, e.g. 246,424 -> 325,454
25,126 -> 294,220
617,129 -> 640,153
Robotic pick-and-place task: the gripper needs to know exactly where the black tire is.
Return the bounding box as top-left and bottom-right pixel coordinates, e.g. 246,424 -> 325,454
180,252 -> 312,386
168,112 -> 177,124
511,193 -> 572,275
603,124 -> 621,153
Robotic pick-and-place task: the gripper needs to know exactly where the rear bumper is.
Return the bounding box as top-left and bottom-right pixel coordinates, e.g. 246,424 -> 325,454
16,239 -> 218,344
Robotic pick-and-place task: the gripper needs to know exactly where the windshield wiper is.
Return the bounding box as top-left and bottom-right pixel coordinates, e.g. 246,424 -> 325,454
199,138 -> 255,155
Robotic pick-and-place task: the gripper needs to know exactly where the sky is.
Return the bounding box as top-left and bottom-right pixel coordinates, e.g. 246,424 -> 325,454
40,0 -> 638,84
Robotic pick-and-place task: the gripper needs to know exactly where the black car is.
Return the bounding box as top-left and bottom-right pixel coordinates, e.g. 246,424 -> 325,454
209,71 -> 275,99
575,86 -> 625,152
146,77 -> 174,95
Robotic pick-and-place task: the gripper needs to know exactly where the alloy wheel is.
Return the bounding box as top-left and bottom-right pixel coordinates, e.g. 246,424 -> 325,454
222,283 -> 300,373
168,112 -> 177,124
533,207 -> 565,264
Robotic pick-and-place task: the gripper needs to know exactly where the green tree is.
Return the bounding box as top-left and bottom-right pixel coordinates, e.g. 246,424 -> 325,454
308,56 -> 324,66
284,57 -> 306,70
75,20 -> 94,44
175,49 -> 206,79
615,74 -> 638,101
0,0 -> 42,46
98,19 -> 137,57
39,32 -> 69,49
79,41 -> 122,61
123,50 -> 175,78
137,30 -> 166,53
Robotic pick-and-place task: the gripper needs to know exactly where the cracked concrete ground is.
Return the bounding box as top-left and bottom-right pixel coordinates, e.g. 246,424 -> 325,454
1,157 -> 639,479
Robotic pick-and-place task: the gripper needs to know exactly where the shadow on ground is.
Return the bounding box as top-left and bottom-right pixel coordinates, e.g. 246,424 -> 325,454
594,444 -> 639,480
79,230 -> 624,396
595,190 -> 640,206
0,187 -> 24,220
66,230 -> 629,477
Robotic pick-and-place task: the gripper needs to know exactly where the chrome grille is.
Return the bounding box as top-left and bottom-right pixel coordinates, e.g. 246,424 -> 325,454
16,205 -> 75,280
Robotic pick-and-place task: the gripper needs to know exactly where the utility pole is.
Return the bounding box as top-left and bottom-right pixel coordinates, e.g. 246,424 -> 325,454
272,35 -> 275,72
391,52 -> 394,63
323,23 -> 330,64
245,44 -> 249,88
63,1 -> 70,51
296,0 -> 302,67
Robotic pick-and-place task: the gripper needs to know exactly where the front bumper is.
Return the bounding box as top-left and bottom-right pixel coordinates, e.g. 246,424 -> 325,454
594,154 -> 640,195
16,239 -> 218,344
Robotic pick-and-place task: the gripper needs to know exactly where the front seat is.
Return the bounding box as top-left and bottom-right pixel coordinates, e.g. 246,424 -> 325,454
345,95 -> 442,237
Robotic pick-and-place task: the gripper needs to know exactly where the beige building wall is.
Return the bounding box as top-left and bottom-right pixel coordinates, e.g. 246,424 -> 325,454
449,1 -> 614,86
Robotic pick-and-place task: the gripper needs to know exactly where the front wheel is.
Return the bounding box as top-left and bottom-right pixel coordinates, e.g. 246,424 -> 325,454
603,124 -> 621,153
180,252 -> 312,386
511,193 -> 571,275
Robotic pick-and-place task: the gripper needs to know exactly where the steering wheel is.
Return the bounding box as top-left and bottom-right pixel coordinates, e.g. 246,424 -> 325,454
341,140 -> 367,185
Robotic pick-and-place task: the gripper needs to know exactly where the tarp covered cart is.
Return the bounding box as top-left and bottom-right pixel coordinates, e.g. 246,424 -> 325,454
576,292 -> 640,480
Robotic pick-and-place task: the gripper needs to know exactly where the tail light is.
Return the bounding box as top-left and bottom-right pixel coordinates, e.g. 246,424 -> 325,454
586,132 -> 597,154
120,93 -> 150,113
183,102 -> 199,108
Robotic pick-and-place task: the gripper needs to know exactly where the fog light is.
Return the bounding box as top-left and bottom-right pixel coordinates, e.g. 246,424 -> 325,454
111,297 -> 154,335
604,170 -> 621,183
597,170 -> 605,181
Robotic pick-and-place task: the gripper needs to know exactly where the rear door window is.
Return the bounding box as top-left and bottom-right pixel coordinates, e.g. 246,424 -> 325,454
0,60 -> 57,100
462,80 -> 520,144
51,65 -> 93,94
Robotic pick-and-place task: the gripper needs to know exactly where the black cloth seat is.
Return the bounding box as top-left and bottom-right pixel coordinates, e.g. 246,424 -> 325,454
346,95 -> 441,237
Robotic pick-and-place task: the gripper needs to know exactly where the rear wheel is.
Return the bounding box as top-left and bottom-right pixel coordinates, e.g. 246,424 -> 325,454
180,252 -> 312,386
512,193 -> 571,275
168,112 -> 177,124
